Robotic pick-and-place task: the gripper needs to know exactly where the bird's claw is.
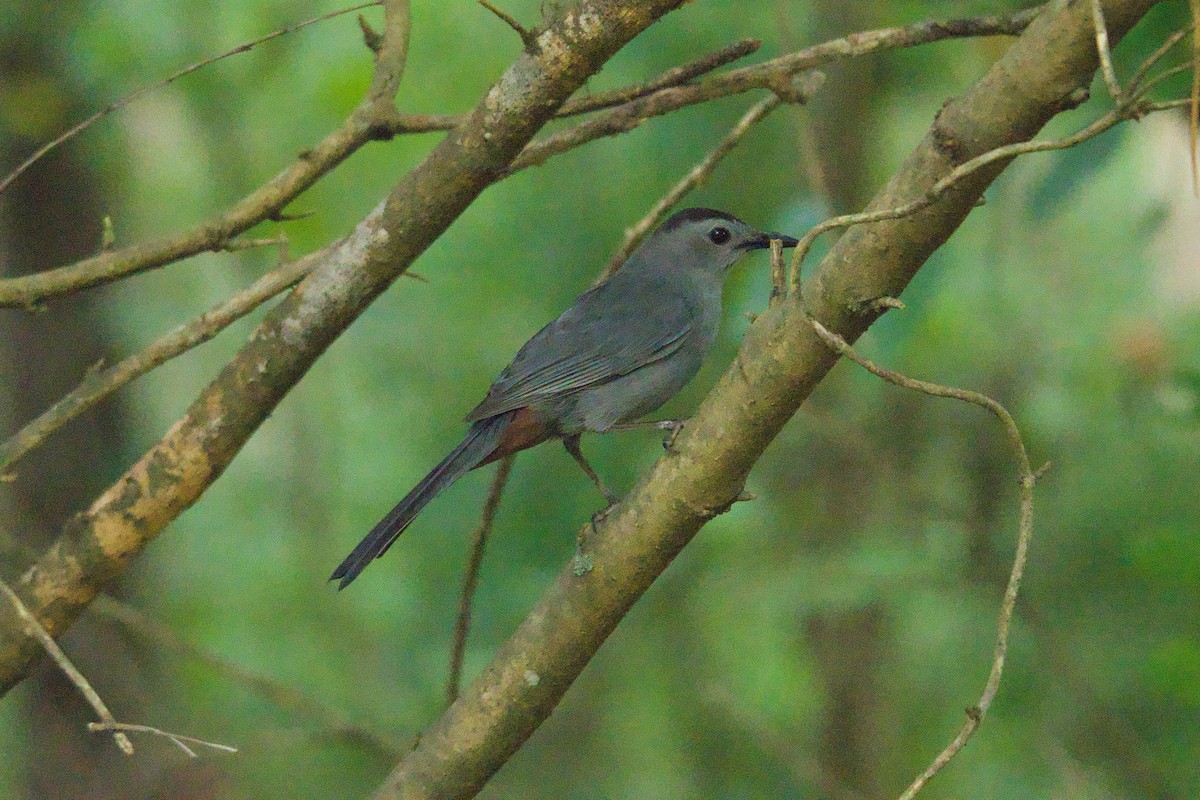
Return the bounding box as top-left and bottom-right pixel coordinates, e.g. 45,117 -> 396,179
661,419 -> 687,454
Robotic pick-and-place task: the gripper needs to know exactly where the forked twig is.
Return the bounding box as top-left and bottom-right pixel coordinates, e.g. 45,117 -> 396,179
2,580 -> 237,756
86,722 -> 237,757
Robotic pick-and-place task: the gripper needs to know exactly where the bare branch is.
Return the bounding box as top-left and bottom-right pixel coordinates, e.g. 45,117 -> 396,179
1128,24 -> 1193,91
0,250 -> 312,475
0,0 -> 409,310
0,580 -> 132,754
561,38 -> 761,116
1090,0 -> 1122,98
86,721 -> 237,757
805,318 -> 1041,799
447,456 -> 514,706
510,73 -> 820,174
0,1 -> 384,198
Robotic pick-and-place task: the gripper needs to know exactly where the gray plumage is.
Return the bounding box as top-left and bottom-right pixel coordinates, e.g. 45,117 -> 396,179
332,208 -> 797,588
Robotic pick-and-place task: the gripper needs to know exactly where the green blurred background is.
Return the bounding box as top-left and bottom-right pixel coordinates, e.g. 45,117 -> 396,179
2,1 -> 1198,797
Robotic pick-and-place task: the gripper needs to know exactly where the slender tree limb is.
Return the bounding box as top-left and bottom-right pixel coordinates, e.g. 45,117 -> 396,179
447,456 -> 514,706
0,7 -> 1036,309
0,0 -> 411,310
603,93 -> 788,277
3,578 -> 239,757
366,3 -> 1158,798
806,319 -> 1043,800
0,247 -> 311,475
0,1 -> 384,198
0,580 -> 132,754
786,89 -> 1183,295
561,38 -> 762,116
0,0 -> 690,696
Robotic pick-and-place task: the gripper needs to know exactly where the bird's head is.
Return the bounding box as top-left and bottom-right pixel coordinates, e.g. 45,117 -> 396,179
638,208 -> 799,277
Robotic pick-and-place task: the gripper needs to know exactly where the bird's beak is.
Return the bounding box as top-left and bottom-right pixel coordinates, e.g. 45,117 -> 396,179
740,231 -> 800,250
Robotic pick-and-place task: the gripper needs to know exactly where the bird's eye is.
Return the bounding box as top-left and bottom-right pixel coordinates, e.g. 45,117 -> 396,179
707,226 -> 731,245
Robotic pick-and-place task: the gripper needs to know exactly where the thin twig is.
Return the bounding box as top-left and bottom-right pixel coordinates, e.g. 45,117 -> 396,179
805,319 -> 1042,800
447,456 -> 514,706
509,7 -> 1042,174
0,7 -> 1032,309
0,580 -> 133,754
602,94 -> 785,278
1189,0 -> 1200,195
0,251 -> 313,474
0,1 -> 383,197
562,39 -> 761,117
1090,0 -> 1122,99
1128,24 -> 1194,92
86,721 -> 237,757
786,88 -> 1184,294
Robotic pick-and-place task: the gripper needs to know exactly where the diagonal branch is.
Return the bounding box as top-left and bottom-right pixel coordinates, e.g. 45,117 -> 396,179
0,7 -> 1039,310
0,247 -> 311,475
0,0 -> 692,696
0,1 -> 385,198
0,1 -> 410,310
368,2 -> 1158,798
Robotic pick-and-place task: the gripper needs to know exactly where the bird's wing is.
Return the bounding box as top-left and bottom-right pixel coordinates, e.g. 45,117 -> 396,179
464,278 -> 693,422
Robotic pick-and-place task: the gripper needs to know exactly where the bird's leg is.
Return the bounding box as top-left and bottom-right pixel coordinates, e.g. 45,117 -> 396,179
605,418 -> 688,453
563,434 -> 618,505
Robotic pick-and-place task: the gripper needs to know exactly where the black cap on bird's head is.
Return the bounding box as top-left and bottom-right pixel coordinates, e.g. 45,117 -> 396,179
638,208 -> 799,276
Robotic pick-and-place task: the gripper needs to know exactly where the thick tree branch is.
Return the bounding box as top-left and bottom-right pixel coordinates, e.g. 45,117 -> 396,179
0,0 -> 689,695
0,8 -> 1038,309
368,2 -> 1159,798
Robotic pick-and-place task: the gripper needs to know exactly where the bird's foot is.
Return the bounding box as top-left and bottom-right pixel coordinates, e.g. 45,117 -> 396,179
660,418 -> 688,454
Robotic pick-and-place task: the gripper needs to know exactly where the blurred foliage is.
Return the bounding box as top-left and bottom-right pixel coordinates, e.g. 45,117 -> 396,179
1,1 -> 1199,798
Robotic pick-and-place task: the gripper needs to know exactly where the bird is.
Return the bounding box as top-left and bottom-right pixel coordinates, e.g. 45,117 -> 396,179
331,208 -> 798,588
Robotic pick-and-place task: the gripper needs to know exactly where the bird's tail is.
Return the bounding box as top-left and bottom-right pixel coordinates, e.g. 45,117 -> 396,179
331,412 -> 515,589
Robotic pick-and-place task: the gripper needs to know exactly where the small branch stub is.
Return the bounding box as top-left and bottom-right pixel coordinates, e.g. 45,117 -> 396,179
479,0 -> 539,51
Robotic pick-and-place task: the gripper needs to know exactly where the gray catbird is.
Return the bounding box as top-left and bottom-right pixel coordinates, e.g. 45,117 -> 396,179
331,208 -> 798,588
